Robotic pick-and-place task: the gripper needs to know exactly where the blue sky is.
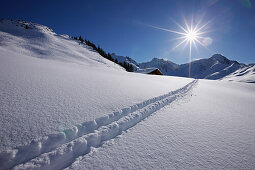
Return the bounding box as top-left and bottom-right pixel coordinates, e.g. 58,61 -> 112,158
0,0 -> 254,64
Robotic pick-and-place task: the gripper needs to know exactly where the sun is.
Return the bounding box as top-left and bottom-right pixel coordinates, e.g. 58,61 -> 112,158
147,18 -> 210,51
147,17 -> 211,77
185,30 -> 198,41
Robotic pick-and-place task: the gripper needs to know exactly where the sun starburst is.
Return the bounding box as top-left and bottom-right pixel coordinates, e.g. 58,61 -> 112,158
148,18 -> 211,77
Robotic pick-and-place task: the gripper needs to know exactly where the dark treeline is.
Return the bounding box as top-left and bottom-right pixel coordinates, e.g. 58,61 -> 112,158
72,36 -> 134,72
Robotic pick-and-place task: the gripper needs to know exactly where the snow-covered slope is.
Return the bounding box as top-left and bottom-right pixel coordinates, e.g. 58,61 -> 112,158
66,80 -> 255,170
111,53 -> 139,71
0,19 -> 124,69
0,19 -> 193,169
139,54 -> 244,80
221,64 -> 255,83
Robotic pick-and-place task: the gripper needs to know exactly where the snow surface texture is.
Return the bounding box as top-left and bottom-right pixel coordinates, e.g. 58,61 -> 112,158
1,80 -> 197,169
66,80 -> 255,170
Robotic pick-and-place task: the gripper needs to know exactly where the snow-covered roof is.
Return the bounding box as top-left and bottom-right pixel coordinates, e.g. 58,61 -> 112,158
135,68 -> 162,74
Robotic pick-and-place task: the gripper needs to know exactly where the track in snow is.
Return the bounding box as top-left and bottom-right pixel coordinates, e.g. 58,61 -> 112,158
0,80 -> 198,170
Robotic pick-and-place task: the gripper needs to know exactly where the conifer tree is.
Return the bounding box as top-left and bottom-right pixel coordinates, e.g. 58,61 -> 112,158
129,64 -> 134,72
73,34 -> 134,72
79,36 -> 84,43
123,62 -> 127,70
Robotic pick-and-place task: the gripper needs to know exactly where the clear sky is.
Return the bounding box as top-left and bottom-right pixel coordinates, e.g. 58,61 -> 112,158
0,0 -> 254,64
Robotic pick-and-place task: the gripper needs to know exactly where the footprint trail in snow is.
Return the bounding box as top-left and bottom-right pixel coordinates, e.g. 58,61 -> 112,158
0,80 -> 198,170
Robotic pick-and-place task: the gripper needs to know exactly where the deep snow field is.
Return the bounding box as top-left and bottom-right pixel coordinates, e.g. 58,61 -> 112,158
67,80 -> 255,170
0,19 -> 255,169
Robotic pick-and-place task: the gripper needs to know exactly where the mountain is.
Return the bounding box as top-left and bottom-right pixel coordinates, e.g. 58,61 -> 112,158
111,53 -> 139,71
221,64 -> 255,83
139,58 -> 178,74
139,54 -> 253,80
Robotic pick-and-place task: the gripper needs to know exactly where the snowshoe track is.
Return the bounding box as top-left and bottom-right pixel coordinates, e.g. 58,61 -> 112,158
0,80 -> 198,170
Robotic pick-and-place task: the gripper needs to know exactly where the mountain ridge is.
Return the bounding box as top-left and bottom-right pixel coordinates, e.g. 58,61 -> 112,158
138,54 -> 254,82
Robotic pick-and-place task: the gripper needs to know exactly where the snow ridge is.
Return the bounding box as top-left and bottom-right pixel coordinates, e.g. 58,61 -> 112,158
0,80 -> 197,170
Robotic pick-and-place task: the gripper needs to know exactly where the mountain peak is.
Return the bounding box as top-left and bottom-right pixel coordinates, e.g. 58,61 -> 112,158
111,53 -> 139,70
210,54 -> 225,59
151,57 -> 162,61
151,58 -> 176,64
209,54 -> 230,64
139,58 -> 179,75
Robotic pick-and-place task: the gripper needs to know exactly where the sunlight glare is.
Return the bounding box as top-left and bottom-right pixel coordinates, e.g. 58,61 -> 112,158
147,17 -> 211,77
185,30 -> 198,41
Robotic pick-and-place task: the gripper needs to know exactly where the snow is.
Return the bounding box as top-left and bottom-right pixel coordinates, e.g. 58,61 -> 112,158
1,19 -> 255,169
139,54 -> 243,80
222,64 -> 255,83
139,58 -> 179,75
65,80 -> 255,170
12,80 -> 197,170
111,53 -> 139,71
135,68 -> 161,74
0,19 -> 192,169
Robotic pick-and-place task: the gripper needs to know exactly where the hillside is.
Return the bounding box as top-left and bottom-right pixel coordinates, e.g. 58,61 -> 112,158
0,19 -> 192,169
0,19 -> 255,170
0,19 -> 124,70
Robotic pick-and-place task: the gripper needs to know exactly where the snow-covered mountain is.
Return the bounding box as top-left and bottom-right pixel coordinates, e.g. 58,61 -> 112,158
221,64 -> 255,83
139,58 -> 178,74
111,53 -> 139,71
139,54 -> 251,80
